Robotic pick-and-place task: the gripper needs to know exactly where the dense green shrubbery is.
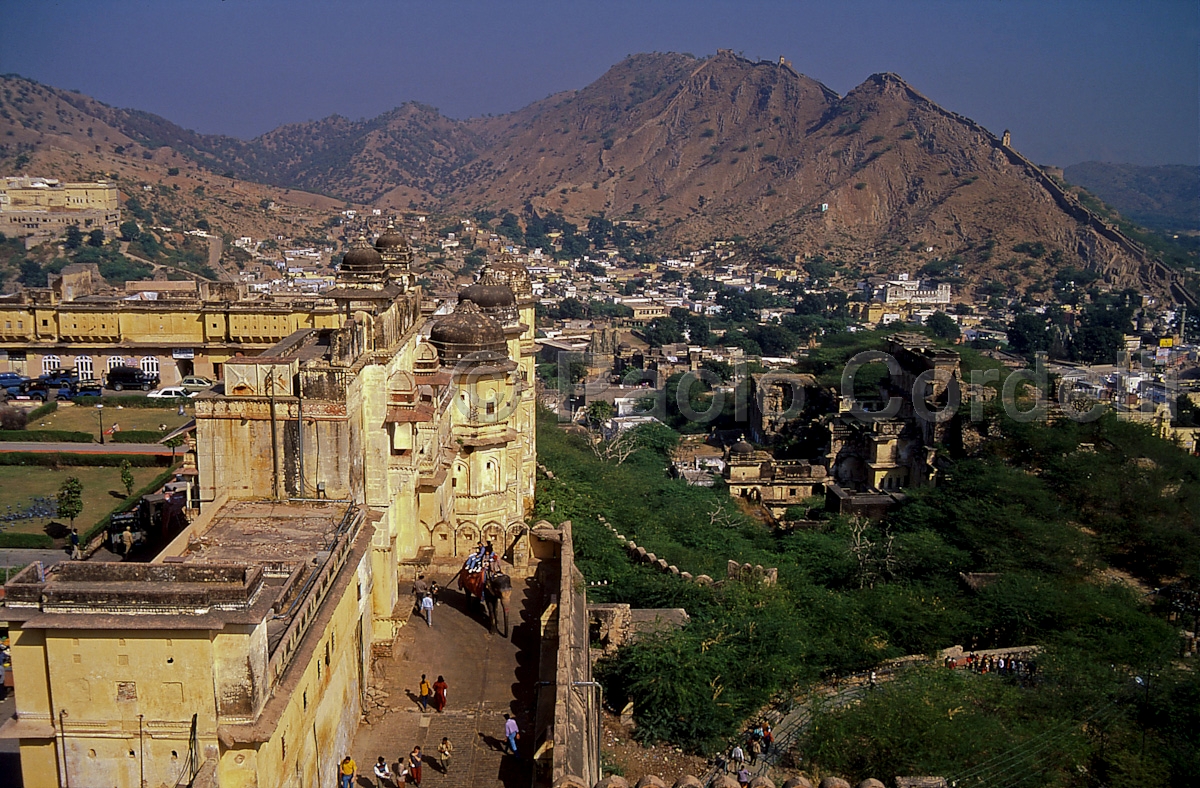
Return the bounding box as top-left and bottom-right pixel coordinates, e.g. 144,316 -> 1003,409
0,429 -> 94,443
536,408 -> 1199,784
0,453 -> 164,467
25,401 -> 58,423
73,395 -> 189,409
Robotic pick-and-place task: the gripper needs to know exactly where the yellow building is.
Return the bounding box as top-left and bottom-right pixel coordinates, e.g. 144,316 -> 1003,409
0,177 -> 121,239
0,273 -> 345,385
2,232 -> 540,787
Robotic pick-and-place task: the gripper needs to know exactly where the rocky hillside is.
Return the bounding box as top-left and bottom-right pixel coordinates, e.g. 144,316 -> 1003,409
0,75 -> 345,244
1,54 -> 1193,302
1064,162 -> 1199,233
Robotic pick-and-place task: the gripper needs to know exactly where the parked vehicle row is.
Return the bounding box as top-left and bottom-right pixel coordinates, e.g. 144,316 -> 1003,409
1,369 -> 214,401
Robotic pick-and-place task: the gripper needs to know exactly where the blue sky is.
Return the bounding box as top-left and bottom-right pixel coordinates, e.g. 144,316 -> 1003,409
1,0 -> 1196,166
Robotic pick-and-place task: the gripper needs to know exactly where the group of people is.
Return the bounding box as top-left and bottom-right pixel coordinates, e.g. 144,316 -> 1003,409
416,673 -> 449,713
341,739 -> 454,788
340,712 -> 521,786
945,652 -> 1037,678
411,575 -> 441,627
464,540 -> 502,576
717,721 -> 774,784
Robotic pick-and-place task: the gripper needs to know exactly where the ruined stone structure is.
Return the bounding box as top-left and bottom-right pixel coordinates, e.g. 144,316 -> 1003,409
2,254 -> 541,787
724,439 -> 828,519
747,372 -> 819,444
826,333 -> 961,495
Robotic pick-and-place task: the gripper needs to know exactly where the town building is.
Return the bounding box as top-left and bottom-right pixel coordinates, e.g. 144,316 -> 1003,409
723,439 -> 828,518
0,226 -> 422,386
0,177 -> 120,241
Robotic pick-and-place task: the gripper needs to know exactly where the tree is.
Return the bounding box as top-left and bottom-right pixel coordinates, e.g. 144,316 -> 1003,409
164,435 -> 184,461
119,220 -> 141,242
120,460 -> 135,497
926,311 -> 960,341
588,428 -> 640,465
64,224 -> 83,250
18,258 -> 46,287
642,317 -> 684,347
586,400 -> 615,425
1008,312 -> 1050,355
87,229 -> 106,247
57,476 -> 83,528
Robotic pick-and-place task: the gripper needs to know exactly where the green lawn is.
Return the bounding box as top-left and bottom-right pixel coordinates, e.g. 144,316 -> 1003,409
0,465 -> 162,539
30,403 -> 192,440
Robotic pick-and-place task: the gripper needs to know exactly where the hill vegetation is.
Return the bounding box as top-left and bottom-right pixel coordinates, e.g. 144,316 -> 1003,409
1063,162 -> 1199,233
534,401 -> 1199,784
2,52 -> 1192,302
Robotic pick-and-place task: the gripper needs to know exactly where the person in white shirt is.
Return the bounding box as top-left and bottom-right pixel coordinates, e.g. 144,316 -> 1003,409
373,756 -> 392,788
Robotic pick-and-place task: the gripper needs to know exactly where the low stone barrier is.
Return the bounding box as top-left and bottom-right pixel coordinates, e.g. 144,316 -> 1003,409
596,515 -> 776,587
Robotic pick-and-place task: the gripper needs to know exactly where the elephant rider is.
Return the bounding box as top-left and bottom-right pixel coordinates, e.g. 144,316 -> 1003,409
464,542 -> 486,573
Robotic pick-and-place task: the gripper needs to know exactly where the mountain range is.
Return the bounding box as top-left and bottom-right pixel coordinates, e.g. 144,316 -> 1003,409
1063,162 -> 1199,233
0,51 -> 1194,303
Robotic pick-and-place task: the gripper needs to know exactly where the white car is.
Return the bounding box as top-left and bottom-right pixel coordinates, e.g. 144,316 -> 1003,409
146,387 -> 196,399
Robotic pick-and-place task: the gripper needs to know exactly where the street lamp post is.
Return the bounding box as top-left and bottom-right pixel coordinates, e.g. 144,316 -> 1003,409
96,403 -> 104,445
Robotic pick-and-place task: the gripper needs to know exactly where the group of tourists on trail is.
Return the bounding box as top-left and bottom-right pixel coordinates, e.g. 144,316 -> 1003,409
342,737 -> 454,788
717,721 -> 774,785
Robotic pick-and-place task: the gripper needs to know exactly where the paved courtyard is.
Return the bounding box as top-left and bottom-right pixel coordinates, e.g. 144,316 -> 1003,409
350,569 -> 540,788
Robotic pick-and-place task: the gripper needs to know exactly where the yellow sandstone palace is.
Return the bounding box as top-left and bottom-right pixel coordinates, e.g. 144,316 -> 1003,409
1,227 -> 541,788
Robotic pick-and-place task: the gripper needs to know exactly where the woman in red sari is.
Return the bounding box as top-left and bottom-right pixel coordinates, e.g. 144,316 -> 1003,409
433,675 -> 448,712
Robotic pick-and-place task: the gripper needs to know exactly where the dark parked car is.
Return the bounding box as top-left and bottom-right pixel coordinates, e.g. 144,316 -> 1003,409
0,372 -> 29,388
105,366 -> 160,392
55,379 -> 104,400
39,369 -> 80,388
6,380 -> 53,401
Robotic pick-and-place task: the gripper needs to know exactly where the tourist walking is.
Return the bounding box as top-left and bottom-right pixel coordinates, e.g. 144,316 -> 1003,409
737,766 -> 752,786
504,713 -> 520,755
408,746 -> 423,786
730,743 -> 745,770
420,592 -> 434,626
373,755 -> 392,788
763,722 -> 773,755
418,674 -> 432,711
70,527 -> 81,560
749,737 -> 762,764
438,737 -> 454,773
120,526 -> 134,556
433,675 -> 448,712
338,755 -> 357,788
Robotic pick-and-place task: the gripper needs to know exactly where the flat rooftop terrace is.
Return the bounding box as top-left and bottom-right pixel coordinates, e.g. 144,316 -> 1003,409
182,500 -> 350,566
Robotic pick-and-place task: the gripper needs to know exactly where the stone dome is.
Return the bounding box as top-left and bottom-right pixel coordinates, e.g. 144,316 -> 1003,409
429,300 -> 508,362
340,234 -> 385,277
731,439 -> 754,455
459,282 -> 516,310
781,779 -> 813,788
374,221 -> 408,251
817,779 -> 850,788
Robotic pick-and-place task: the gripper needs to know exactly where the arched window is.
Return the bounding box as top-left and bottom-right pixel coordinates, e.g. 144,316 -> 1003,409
41,355 -> 60,375
140,356 -> 159,376
75,356 -> 93,380
107,356 -> 125,371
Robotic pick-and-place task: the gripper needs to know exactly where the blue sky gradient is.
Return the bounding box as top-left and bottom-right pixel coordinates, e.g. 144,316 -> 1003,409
1,0 -> 1196,166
